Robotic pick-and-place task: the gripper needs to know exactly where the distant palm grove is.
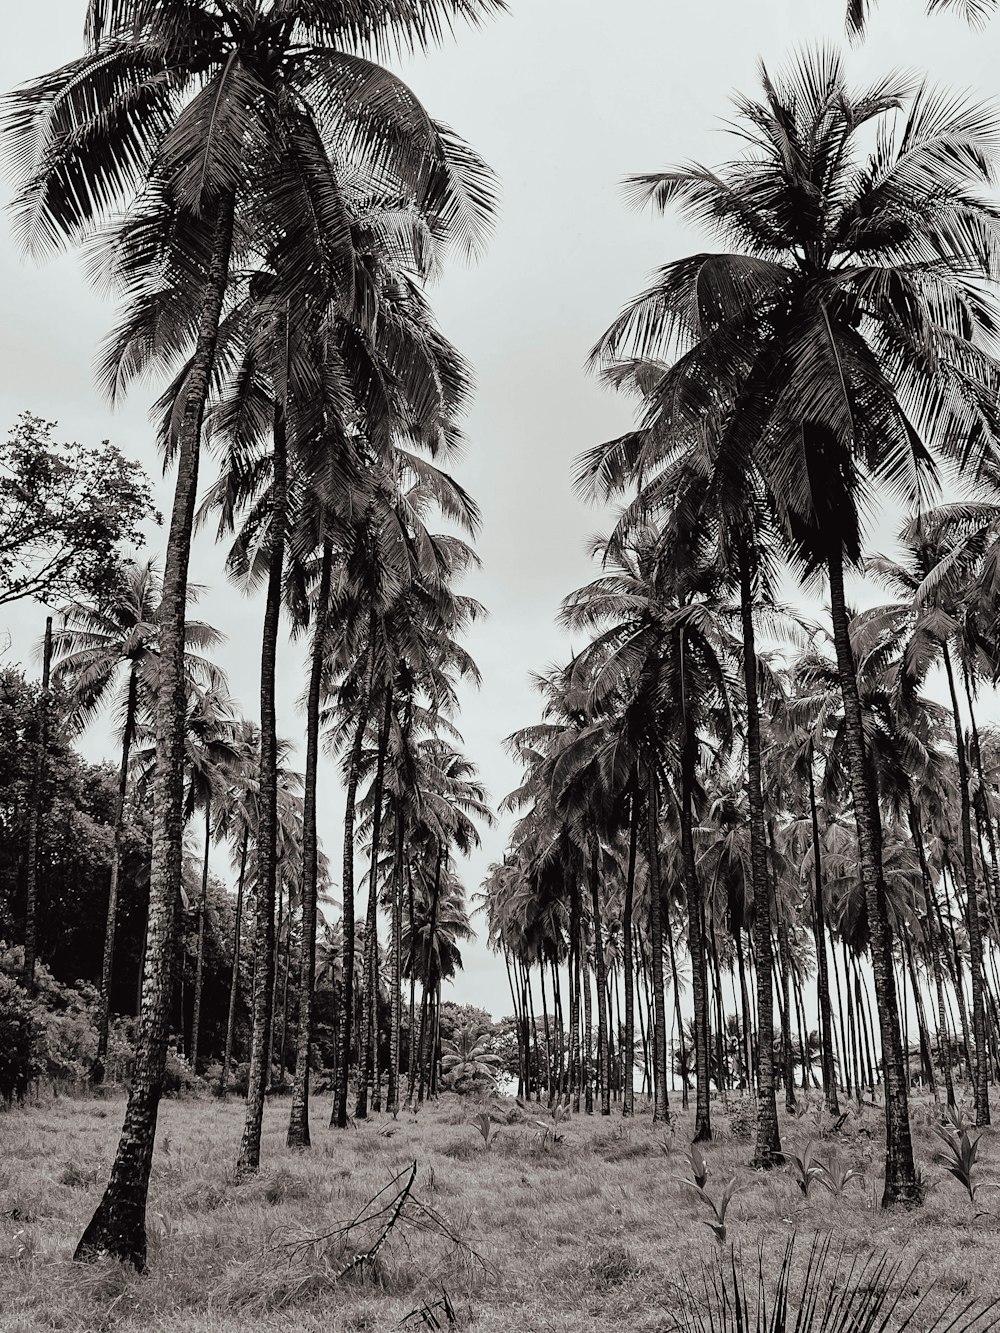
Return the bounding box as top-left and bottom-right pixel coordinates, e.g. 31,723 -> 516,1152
4,0 -> 1000,1284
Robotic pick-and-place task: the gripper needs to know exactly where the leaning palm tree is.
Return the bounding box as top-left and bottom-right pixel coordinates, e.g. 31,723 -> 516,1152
51,560 -> 223,1083
588,48 -> 1000,1204
5,0 -> 501,1266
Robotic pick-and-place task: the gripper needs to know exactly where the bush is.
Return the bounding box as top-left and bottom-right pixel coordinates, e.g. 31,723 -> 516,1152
0,971 -> 32,1106
163,1045 -> 204,1096
105,1016 -> 137,1086
0,944 -> 100,1093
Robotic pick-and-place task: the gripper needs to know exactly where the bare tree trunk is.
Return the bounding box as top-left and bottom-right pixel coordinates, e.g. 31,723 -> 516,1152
588,829 -> 610,1115
646,769 -> 670,1121
387,805 -> 404,1111
808,755 -> 839,1115
23,615 -> 53,994
220,827 -> 249,1096
827,548 -> 918,1206
76,192 -> 236,1268
236,400 -> 287,1179
190,800 -> 211,1073
357,688 -> 392,1120
333,693 -> 369,1128
287,540 -> 331,1147
622,783 -> 638,1117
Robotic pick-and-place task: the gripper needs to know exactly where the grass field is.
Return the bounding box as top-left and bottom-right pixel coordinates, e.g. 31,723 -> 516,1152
2,1090 -> 1000,1332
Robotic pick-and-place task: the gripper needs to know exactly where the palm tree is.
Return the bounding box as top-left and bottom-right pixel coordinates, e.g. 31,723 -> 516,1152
51,560 -> 223,1081
5,0 -> 501,1265
588,49 -> 1000,1204
846,0 -> 997,36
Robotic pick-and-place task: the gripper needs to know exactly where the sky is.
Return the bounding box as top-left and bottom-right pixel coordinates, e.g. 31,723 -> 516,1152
1,0 -> 999,1018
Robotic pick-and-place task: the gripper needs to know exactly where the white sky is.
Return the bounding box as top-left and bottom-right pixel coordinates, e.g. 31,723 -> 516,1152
1,0 -> 998,1018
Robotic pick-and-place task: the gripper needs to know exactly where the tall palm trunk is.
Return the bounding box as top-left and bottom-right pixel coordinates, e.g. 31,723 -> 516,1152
387,805 -> 404,1110
739,554 -> 780,1165
622,783 -> 638,1116
23,615 -> 53,994
588,829 -> 610,1115
942,644 -> 990,1125
908,801 -> 955,1106
92,663 -> 138,1083
357,687 -> 392,1119
237,401 -> 287,1178
645,769 -> 669,1121
76,191 -> 236,1268
220,826 -> 249,1096
827,548 -> 918,1205
190,799 -> 211,1073
680,677 -> 711,1142
333,697 -> 369,1128
808,755 -> 839,1115
287,539 -> 332,1148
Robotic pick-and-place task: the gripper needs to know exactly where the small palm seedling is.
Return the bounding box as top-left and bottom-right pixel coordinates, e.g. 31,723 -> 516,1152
931,1110 -> 998,1207
469,1113 -> 500,1150
533,1096 -> 571,1149
675,1145 -> 739,1246
815,1154 -> 864,1197
780,1140 -> 825,1197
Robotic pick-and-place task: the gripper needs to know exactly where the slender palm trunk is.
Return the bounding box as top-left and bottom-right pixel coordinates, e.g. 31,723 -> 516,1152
588,829 -> 610,1115
76,192 -> 236,1268
942,644 -> 990,1126
680,685 -> 711,1142
93,666 -> 138,1083
333,694 -> 369,1128
646,769 -> 669,1121
287,539 -> 332,1148
220,827 -> 249,1096
190,800 -> 211,1073
827,548 -> 918,1206
387,806 -> 404,1111
622,785 -> 638,1116
808,756 -> 839,1115
357,688 -> 392,1120
236,402 -> 287,1178
739,555 -> 780,1164
23,615 -> 53,994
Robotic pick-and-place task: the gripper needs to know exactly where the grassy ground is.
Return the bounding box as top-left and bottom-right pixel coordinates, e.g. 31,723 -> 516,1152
1,1088 -> 999,1332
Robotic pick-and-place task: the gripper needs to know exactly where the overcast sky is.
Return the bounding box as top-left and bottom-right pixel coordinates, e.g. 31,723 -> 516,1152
2,0 -> 998,1017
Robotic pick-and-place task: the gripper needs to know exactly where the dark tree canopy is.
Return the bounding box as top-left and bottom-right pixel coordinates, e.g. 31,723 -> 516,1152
0,413 -> 156,609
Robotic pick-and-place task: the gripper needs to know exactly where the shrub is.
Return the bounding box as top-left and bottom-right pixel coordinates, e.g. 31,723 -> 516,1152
0,971 -> 31,1106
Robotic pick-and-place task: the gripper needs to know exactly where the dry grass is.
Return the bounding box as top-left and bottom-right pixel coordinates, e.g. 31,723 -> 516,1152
1,1089 -> 998,1331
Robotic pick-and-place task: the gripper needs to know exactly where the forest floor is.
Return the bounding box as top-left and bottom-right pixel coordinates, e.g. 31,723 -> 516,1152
2,1088 -> 1000,1332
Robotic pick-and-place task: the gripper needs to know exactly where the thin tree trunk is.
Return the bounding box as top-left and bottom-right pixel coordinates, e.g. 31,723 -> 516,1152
387,805 -> 404,1111
190,799 -> 211,1074
623,784 -> 638,1117
808,756 -> 839,1115
23,615 -> 53,994
357,687 -> 392,1120
93,665 -> 138,1084
236,400 -> 287,1178
76,192 -> 236,1268
220,827 -> 249,1096
287,542 -> 331,1147
333,694 -> 369,1128
943,645 -> 991,1126
646,768 -> 669,1121
827,548 -> 918,1206
588,829 -> 610,1115
679,656 -> 711,1140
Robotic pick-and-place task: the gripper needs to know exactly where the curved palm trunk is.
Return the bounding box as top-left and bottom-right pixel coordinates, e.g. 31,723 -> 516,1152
739,555 -> 780,1165
622,784 -> 638,1117
220,826 -> 249,1096
333,699 -> 368,1128
93,664 -> 138,1084
76,192 -> 236,1268
645,769 -> 669,1121
808,756 -> 839,1116
189,799 -> 211,1073
942,644 -> 990,1126
588,829 -> 610,1115
827,548 -> 918,1206
357,687 -> 392,1120
23,615 -> 53,995
236,402 -> 287,1179
287,539 -> 332,1148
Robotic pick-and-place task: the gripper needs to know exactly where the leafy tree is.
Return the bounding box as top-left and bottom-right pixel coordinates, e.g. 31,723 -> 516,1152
0,415 -> 154,610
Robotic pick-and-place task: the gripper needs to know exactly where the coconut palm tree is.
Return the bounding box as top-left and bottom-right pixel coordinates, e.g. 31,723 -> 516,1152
4,0 -> 501,1265
52,561 -> 224,1081
588,49 -> 1000,1204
